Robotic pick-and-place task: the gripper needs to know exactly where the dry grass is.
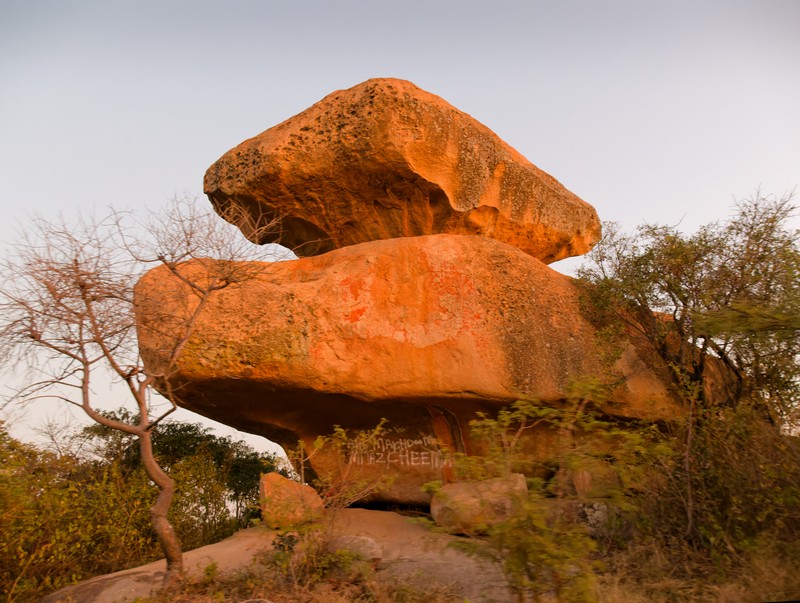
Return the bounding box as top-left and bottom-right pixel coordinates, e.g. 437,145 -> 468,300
136,540 -> 800,603
594,542 -> 800,603
142,571 -> 459,603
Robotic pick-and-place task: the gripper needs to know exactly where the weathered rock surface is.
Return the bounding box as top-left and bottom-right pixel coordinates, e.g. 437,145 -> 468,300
135,234 -> 680,504
330,534 -> 383,565
557,458 -> 622,499
204,78 -> 600,263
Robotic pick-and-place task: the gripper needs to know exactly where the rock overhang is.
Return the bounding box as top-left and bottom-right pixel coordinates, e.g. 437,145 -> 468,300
135,235 -> 682,504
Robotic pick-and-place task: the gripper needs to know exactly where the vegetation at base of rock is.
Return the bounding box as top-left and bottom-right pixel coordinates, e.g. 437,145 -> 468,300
609,401 -> 800,594
0,418 -> 280,603
577,192 -> 800,554
578,193 -> 800,600
429,398 -> 614,602
129,527 -> 458,603
264,527 -> 369,592
431,396 -> 800,602
287,420 -> 393,509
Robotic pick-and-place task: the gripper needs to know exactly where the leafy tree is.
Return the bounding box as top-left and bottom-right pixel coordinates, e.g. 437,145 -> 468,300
577,191 -> 799,426
577,191 -> 800,554
0,422 -> 159,601
0,197 -> 283,583
1,415 -> 282,602
82,410 -> 285,526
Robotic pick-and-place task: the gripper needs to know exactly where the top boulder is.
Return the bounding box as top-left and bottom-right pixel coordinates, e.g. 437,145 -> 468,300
204,78 -> 600,262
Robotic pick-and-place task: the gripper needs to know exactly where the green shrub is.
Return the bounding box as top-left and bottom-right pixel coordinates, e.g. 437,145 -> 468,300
0,427 -> 159,602
0,417 -> 281,602
434,397 -> 626,602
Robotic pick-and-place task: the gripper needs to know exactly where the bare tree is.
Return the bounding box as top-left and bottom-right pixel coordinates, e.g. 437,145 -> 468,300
0,196 -> 286,583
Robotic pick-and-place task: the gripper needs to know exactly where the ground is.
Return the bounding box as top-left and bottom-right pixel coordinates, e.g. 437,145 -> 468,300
40,508 -> 514,603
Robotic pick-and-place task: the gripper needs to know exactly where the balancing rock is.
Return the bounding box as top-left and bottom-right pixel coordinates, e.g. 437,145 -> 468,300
204,78 -> 600,263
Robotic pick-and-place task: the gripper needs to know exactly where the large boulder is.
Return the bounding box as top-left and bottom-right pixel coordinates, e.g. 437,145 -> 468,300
135,234 -> 680,504
204,78 -> 600,263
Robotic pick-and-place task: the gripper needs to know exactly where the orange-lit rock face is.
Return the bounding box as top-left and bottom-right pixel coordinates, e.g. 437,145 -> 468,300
204,78 -> 601,263
135,235 -> 679,504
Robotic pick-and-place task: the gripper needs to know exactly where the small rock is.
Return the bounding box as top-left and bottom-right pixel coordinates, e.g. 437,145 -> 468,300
578,501 -> 610,533
259,472 -> 324,529
330,534 -> 383,564
431,473 -> 528,534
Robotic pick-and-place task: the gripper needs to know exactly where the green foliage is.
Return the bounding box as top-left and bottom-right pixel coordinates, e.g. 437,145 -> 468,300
264,527 -> 367,590
0,416 -> 279,602
448,396 -> 637,500
439,398 -> 627,602
457,400 -> 559,480
576,191 -> 800,586
577,191 -> 800,426
460,494 -> 599,603
631,404 -> 800,561
0,423 -> 159,602
169,452 -> 240,550
83,410 -> 284,527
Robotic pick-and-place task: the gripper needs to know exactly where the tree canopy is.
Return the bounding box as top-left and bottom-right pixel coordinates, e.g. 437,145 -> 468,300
577,192 -> 800,556
578,192 -> 799,427
0,415 -> 281,602
82,409 -> 285,522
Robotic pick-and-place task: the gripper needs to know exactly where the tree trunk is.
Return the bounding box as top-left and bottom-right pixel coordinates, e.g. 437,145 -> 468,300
138,429 -> 183,580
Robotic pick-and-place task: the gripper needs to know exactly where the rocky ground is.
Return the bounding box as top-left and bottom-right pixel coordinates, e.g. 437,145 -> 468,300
41,508 -> 515,603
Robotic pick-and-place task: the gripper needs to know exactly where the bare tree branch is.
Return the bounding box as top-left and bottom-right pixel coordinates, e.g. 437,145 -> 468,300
0,195 -> 290,585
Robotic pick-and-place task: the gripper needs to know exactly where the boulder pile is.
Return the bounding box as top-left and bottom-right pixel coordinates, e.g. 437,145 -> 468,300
136,79 -> 682,505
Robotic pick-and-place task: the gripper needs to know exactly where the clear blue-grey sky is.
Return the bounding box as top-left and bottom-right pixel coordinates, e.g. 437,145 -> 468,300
1,0 -> 798,447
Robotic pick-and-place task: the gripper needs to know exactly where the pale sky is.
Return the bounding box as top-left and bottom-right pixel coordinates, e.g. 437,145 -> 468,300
1,0 -> 798,449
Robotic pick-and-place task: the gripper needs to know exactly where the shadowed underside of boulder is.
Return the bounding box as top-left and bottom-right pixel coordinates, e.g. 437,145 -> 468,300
204,78 -> 601,263
135,235 -> 679,504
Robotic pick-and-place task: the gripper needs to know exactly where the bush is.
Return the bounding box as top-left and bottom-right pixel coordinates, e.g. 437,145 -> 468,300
0,426 -> 159,602
0,417 -> 280,602
631,403 -> 800,563
430,398 -> 619,602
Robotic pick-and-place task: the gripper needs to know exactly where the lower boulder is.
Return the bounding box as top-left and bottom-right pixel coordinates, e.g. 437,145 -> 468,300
135,234 -> 681,504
